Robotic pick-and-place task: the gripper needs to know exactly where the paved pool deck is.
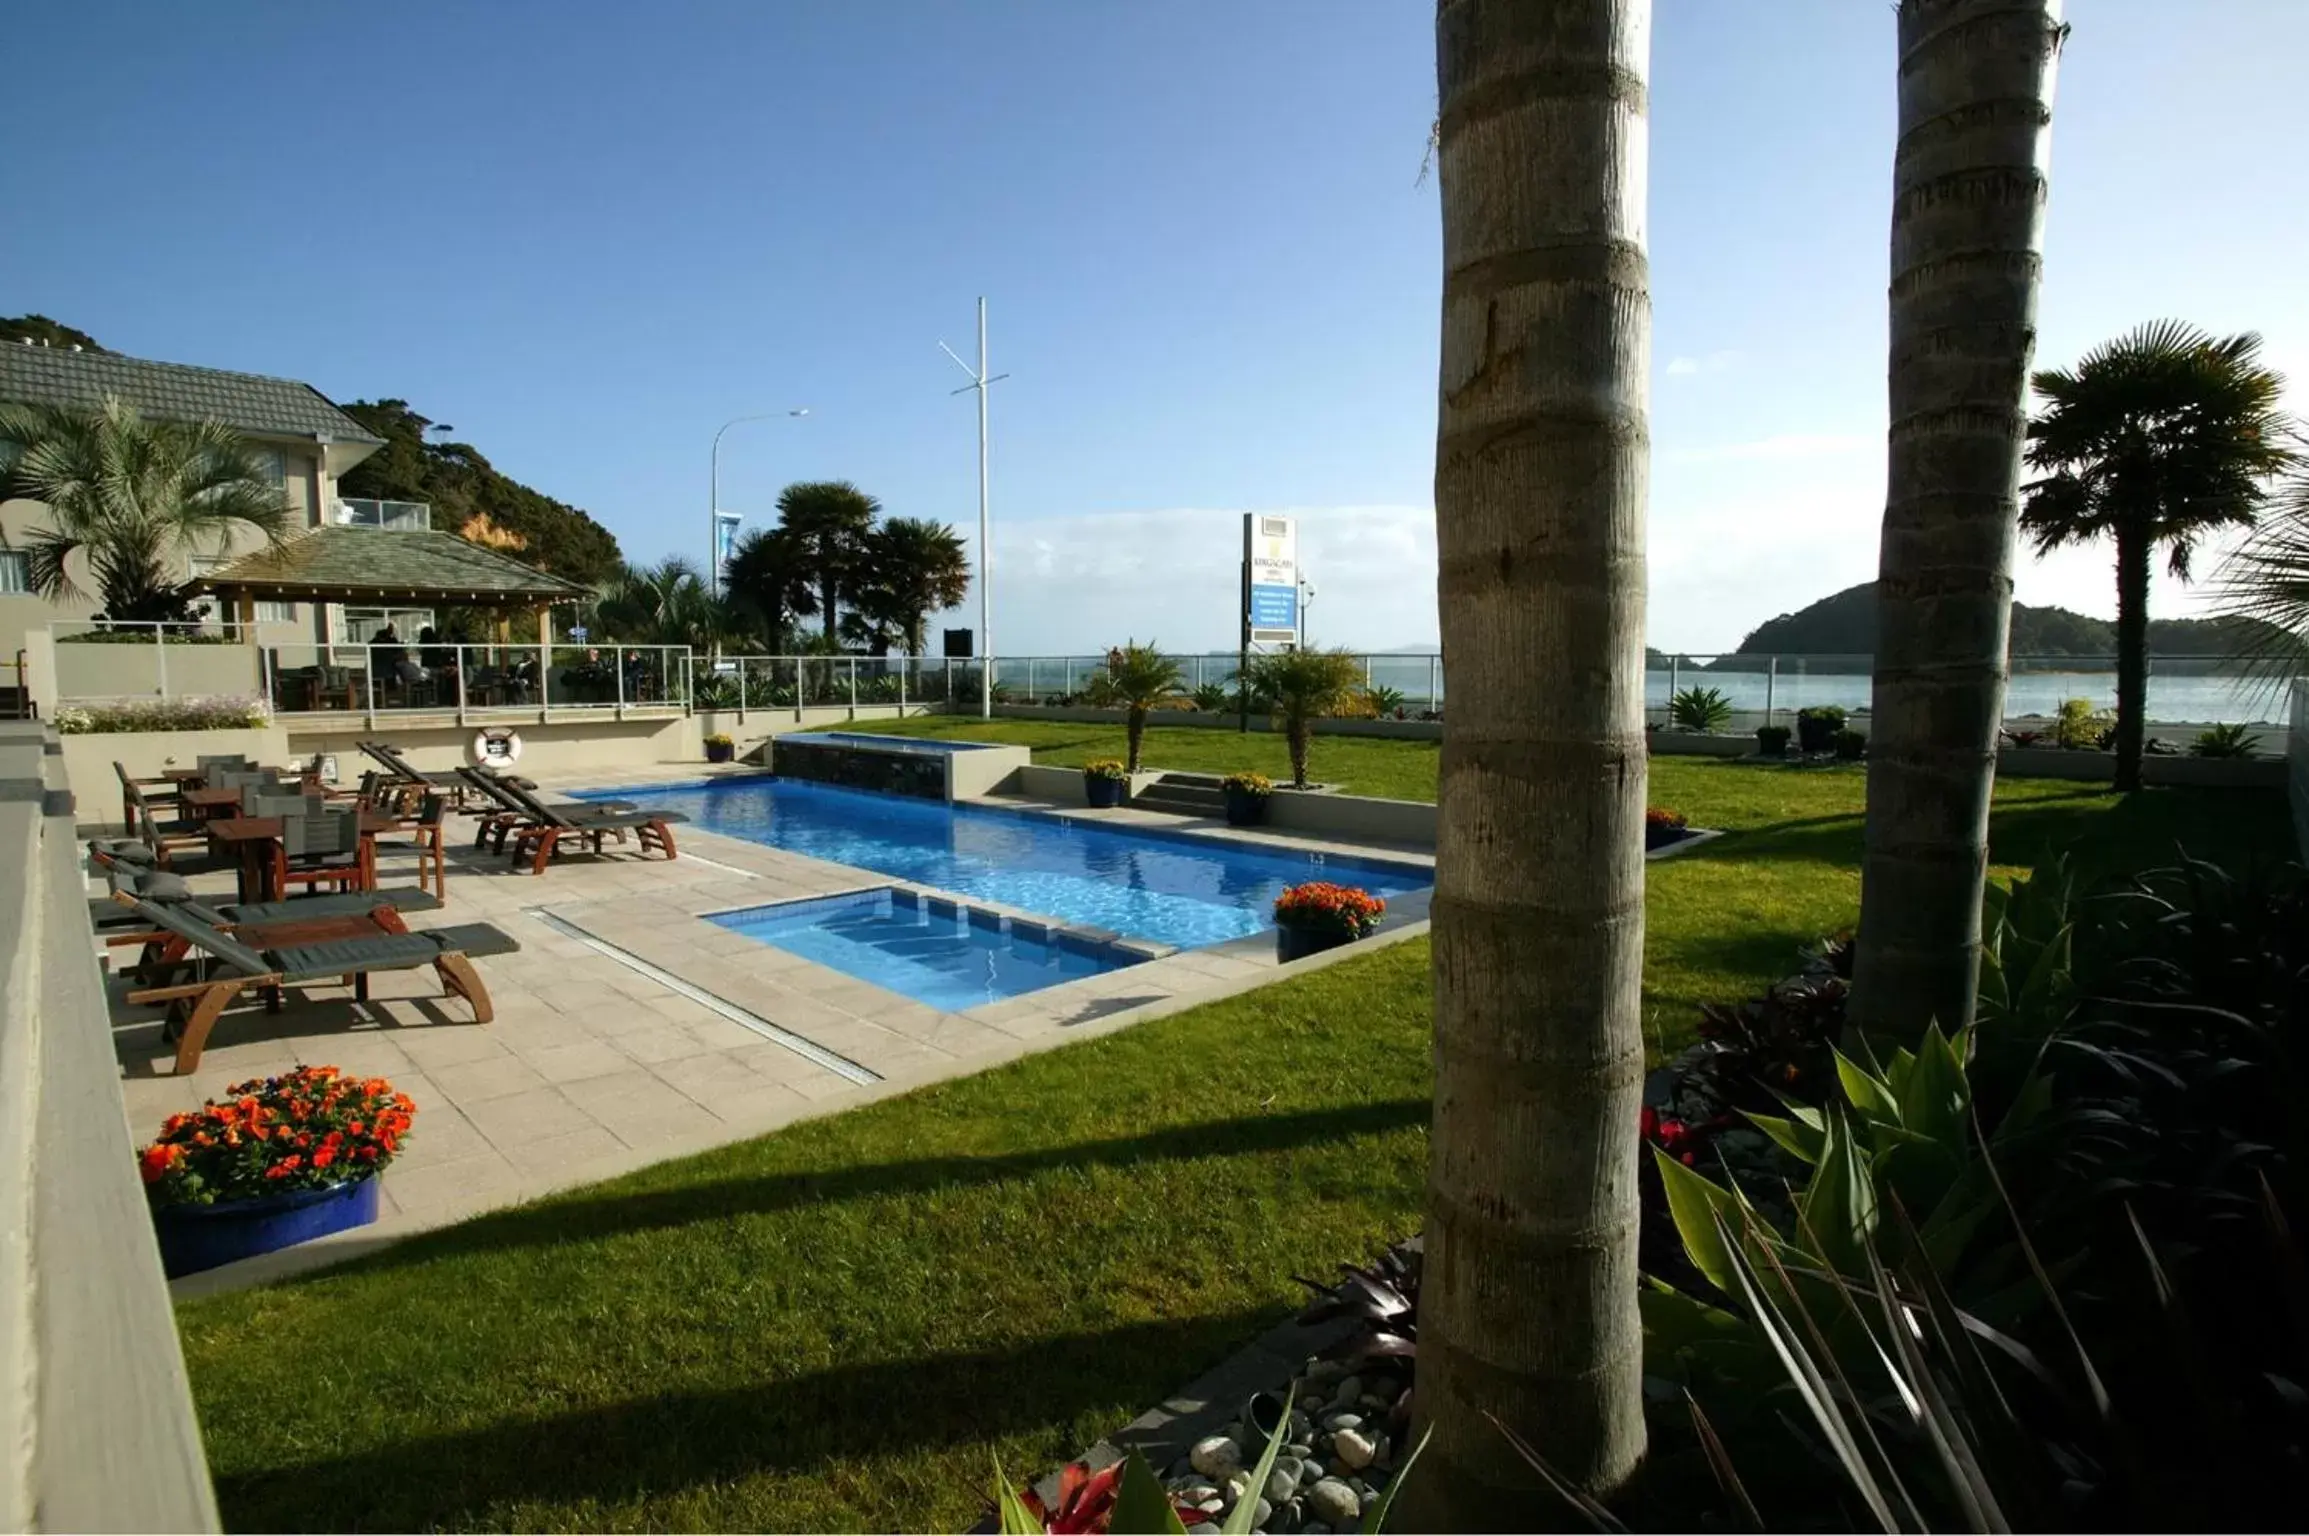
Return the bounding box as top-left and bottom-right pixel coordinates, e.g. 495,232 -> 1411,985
110,765 -> 1431,1297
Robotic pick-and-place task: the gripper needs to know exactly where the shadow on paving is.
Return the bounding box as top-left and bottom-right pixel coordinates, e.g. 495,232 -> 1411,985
214,1306 -> 1283,1533
335,1098 -> 1432,1278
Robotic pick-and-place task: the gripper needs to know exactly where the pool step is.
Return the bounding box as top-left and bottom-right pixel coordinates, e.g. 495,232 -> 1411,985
1130,772 -> 1228,817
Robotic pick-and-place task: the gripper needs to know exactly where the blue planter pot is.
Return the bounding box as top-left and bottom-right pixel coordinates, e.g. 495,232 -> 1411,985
1085,776 -> 1126,809
1278,925 -> 1362,963
152,1175 -> 381,1279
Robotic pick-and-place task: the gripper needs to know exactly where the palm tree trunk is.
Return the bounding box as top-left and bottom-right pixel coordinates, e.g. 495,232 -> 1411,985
2113,518 -> 2150,791
1410,0 -> 1651,1522
821,576 -> 839,647
1286,716 -> 1310,787
1852,0 -> 2063,1044
1126,705 -> 1147,773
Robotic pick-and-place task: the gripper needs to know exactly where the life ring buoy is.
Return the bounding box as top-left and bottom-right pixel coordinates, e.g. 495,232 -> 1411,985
471,728 -> 523,766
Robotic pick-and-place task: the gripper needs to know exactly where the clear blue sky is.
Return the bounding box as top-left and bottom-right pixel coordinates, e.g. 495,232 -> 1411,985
6,1 -> 2305,652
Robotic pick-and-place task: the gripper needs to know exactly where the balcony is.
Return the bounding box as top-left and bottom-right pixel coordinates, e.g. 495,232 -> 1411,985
334,498 -> 431,532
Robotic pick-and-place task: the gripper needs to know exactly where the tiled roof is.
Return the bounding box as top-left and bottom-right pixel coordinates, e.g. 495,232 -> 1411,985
0,343 -> 384,444
190,526 -> 593,603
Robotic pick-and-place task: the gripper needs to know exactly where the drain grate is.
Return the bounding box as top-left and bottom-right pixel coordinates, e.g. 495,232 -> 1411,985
523,907 -> 880,1085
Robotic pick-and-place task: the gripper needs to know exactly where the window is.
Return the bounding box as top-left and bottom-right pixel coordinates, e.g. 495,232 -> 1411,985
248,447 -> 288,485
187,556 -> 294,624
333,606 -> 437,645
0,550 -> 28,596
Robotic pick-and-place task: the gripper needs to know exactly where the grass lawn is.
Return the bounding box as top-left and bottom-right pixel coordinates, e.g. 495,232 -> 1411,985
177,730 -> 2291,1532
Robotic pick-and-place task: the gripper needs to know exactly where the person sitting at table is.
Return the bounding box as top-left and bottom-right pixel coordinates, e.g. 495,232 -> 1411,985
419,626 -> 457,706
371,623 -> 408,701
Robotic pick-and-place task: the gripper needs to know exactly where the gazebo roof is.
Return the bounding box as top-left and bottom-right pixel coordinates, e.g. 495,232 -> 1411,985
189,525 -> 594,606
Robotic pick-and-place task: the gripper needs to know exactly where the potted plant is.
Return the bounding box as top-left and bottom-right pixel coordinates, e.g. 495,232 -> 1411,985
1645,806 -> 1691,851
1082,758 -> 1129,809
1756,724 -> 1792,758
704,731 -> 736,764
139,1065 -> 415,1278
1272,880 -> 1387,962
1795,705 -> 1847,755
1222,771 -> 1273,826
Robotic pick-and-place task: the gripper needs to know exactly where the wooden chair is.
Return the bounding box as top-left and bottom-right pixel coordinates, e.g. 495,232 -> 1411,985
273,810 -> 370,898
385,791 -> 450,899
114,760 -> 183,836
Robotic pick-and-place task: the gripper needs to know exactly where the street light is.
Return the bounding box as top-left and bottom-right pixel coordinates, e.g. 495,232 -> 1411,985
709,409 -> 809,599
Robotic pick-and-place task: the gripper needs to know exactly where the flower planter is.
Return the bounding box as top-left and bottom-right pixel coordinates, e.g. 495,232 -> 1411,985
705,741 -> 736,764
1085,776 -> 1126,809
1277,925 -> 1361,963
152,1175 -> 381,1279
1224,787 -> 1270,826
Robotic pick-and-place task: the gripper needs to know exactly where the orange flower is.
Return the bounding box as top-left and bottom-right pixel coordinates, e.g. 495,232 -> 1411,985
138,1144 -> 181,1184
311,1147 -> 336,1170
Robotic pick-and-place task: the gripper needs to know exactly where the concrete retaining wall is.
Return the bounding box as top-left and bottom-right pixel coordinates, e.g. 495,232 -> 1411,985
1264,787 -> 1437,846
283,717 -> 698,779
60,726 -> 290,812
1995,747 -> 2289,788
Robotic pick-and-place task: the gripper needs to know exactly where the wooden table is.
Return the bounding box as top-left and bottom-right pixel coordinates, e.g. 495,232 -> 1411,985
183,786 -> 247,822
207,812 -> 394,905
161,768 -> 208,786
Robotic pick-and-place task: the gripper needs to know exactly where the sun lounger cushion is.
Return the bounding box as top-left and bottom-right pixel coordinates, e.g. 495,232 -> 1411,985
91,838 -> 157,866
107,866 -> 193,903
418,923 -> 522,960
268,922 -> 519,979
218,888 -> 444,925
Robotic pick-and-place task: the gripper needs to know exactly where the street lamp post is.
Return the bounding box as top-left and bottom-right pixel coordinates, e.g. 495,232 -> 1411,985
709,409 -> 809,599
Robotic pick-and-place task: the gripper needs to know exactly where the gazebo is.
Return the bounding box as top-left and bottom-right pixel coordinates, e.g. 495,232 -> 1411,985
190,525 -> 599,713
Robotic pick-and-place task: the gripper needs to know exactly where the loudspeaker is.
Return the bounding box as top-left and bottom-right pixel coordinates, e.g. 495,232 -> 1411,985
942,628 -> 975,659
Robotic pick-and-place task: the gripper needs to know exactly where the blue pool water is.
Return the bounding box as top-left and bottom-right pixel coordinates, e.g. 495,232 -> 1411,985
781,732 -> 999,754
710,888 -> 1135,1010
576,776 -> 1430,950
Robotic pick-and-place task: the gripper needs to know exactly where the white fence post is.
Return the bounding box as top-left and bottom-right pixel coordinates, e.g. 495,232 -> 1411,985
154,629 -> 168,701
847,657 -> 858,715
1765,656 -> 1778,728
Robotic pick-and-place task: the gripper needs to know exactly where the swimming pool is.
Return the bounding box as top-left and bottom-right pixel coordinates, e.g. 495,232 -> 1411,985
710,887 -> 1142,1011
576,776 -> 1430,950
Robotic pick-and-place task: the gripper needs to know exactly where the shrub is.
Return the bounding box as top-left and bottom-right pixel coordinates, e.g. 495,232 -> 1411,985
2190,721 -> 2257,758
1754,724 -> 1791,757
2052,695 -> 2112,749
1794,704 -> 1846,754
702,732 -> 734,749
1366,684 -> 1406,716
1667,685 -> 1733,733
1189,681 -> 1233,712
1272,881 -> 1386,939
1221,771 -> 1273,797
1832,727 -> 1866,760
53,695 -> 271,734
1081,758 -> 1129,782
139,1066 -> 415,1207
692,673 -> 742,709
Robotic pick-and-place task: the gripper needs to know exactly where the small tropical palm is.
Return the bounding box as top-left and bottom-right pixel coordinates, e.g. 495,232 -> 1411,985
1242,648 -> 1365,787
596,558 -> 714,645
0,396 -> 291,622
2212,454 -> 2309,681
1085,640 -> 1185,772
2022,321 -> 2297,789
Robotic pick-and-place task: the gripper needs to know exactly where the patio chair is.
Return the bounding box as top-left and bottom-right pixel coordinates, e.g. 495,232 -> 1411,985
114,760 -> 184,836
493,777 -> 684,875
116,896 -> 517,1074
195,753 -> 251,779
358,741 -> 471,804
245,790 -> 325,820
106,782 -> 209,868
379,791 -> 451,899
273,809 -> 371,898
453,766 -> 637,852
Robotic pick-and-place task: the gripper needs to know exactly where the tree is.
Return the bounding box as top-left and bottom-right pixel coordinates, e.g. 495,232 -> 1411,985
595,557 -> 713,646
0,314 -> 106,351
0,396 -> 289,621
1408,0 -> 1650,1523
2213,462 -> 2309,676
1241,648 -> 1362,789
720,526 -> 817,650
336,399 -> 624,587
852,517 -> 971,655
2020,322 -> 2295,790
774,481 -> 879,645
1085,641 -> 1185,772
1852,0 -> 2066,1046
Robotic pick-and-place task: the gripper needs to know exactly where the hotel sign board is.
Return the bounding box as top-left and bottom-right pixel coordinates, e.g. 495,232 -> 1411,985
1244,514 -> 1298,644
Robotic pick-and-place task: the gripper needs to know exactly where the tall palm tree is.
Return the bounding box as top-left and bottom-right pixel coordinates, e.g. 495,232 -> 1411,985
596,557 -> 711,645
721,526 -> 817,650
773,480 -> 879,645
1409,1 -> 1650,1522
1084,640 -> 1185,772
856,517 -> 972,655
2020,322 -> 2295,790
0,396 -> 290,621
1852,0 -> 2066,1045
1240,648 -> 1362,788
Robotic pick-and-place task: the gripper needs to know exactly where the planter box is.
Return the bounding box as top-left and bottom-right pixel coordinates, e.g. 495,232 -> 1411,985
1995,748 -> 2288,789
1277,925 -> 1363,963
1224,788 -> 1270,826
152,1176 -> 381,1278
1646,731 -> 1753,759
1085,775 -> 1127,808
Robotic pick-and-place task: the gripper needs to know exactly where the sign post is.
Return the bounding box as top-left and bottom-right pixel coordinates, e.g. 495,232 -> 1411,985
712,512 -> 744,595
1240,514 -> 1299,734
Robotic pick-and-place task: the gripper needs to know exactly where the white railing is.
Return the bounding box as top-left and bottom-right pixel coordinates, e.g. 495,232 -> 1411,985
256,642 -> 694,721
334,498 -> 431,531
693,655 -> 980,715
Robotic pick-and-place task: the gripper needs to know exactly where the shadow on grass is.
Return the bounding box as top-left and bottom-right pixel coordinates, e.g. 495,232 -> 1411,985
342,1098 -> 1432,1279
213,1305 -> 1283,1532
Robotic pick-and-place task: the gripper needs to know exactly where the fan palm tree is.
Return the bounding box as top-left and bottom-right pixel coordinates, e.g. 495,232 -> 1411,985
2212,461 -> 2309,678
595,557 -> 711,645
774,480 -> 879,645
1084,640 -> 1184,772
856,517 -> 971,655
0,396 -> 290,622
1241,648 -> 1362,789
1406,0 -> 1650,1523
2021,321 -> 2295,791
1852,0 -> 2065,1046
720,526 -> 817,650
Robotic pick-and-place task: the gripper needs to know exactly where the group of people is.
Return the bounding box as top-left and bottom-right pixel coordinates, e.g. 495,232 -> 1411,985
369,623 -> 457,691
